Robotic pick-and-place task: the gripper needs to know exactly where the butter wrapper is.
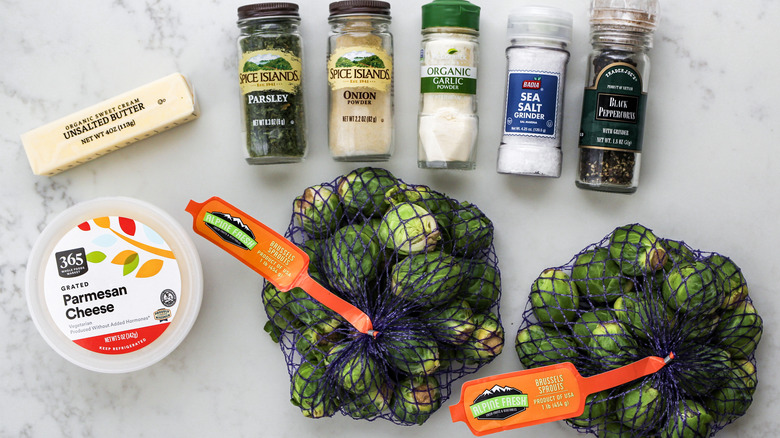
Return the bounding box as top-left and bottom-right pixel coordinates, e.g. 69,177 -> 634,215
21,73 -> 199,176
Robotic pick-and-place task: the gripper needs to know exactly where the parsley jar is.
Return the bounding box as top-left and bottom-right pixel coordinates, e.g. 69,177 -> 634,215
237,3 -> 307,164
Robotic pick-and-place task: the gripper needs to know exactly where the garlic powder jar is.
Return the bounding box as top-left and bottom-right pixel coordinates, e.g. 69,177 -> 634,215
25,197 -> 203,373
418,0 -> 481,170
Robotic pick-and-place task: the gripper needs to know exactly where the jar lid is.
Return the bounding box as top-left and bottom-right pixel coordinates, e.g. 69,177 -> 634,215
329,0 -> 390,17
421,0 -> 480,31
238,2 -> 299,20
590,0 -> 659,32
507,6 -> 573,44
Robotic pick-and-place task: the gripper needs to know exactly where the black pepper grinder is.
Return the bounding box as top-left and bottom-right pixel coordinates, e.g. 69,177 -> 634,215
575,0 -> 659,194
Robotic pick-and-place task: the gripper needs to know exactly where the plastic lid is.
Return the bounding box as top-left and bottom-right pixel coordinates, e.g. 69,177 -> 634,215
422,0 -> 480,30
329,0 -> 391,17
507,6 -> 573,44
590,0 -> 659,32
237,2 -> 300,19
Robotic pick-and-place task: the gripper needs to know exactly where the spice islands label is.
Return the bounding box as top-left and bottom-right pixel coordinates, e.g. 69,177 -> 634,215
239,50 -> 302,95
328,46 -> 393,92
579,62 -> 647,152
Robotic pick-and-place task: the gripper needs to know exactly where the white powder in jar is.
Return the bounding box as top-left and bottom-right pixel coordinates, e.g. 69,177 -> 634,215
418,103 -> 478,163
418,32 -> 479,169
327,22 -> 394,160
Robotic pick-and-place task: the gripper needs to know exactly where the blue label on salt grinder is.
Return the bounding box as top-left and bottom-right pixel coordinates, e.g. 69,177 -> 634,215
503,71 -> 560,138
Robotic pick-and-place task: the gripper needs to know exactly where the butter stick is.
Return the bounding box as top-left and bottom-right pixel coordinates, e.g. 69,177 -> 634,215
21,73 -> 199,176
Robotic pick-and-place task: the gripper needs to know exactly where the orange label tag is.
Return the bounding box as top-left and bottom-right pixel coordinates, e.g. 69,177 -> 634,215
449,355 -> 672,436
185,196 -> 374,334
185,197 -> 307,290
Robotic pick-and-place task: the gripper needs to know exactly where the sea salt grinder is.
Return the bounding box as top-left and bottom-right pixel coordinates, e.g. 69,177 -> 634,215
497,6 -> 572,177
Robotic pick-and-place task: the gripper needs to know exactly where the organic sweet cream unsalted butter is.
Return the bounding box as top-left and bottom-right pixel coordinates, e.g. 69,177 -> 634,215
21,73 -> 199,176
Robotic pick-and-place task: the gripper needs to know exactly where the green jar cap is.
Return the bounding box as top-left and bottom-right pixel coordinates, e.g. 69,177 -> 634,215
422,0 -> 480,30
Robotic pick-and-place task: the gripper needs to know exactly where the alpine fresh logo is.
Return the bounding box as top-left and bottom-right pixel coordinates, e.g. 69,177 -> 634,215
203,212 -> 257,250
469,385 -> 529,420
523,77 -> 542,89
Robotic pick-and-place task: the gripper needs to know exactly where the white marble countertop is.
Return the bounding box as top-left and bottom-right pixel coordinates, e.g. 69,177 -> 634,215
1,0 -> 777,436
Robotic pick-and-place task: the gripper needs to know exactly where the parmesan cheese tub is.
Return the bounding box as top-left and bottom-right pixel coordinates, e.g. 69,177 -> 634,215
25,197 -> 203,373
21,73 -> 199,176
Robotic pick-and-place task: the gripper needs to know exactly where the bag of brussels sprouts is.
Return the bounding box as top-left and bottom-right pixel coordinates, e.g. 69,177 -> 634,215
263,167 -> 504,425
515,224 -> 762,437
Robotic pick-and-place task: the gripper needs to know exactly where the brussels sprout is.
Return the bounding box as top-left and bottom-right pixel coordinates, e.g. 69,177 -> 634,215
286,281 -> 337,327
446,201 -> 493,257
458,259 -> 501,312
706,254 -> 749,310
323,223 -> 381,295
615,380 -> 662,429
530,269 -> 580,325
421,299 -> 476,345
515,324 -> 578,369
705,359 -> 757,423
461,312 -> 504,364
383,328 -> 441,376
343,384 -> 392,419
586,321 -> 639,369
386,183 -> 458,232
609,224 -> 668,276
714,300 -> 763,359
661,238 -> 696,271
384,183 -> 442,209
294,185 -> 343,238
572,310 -> 618,343
661,399 -> 713,438
568,391 -> 613,428
327,343 -> 382,394
391,251 -> 464,308
295,318 -> 342,356
662,262 -> 721,315
734,359 -> 758,392
300,239 -> 325,275
571,248 -> 629,305
436,346 -> 461,371
391,375 -> 442,425
290,361 -> 339,418
613,293 -> 670,340
263,321 -> 283,343
362,218 -> 383,239
587,321 -> 638,354
378,202 -> 441,255
337,167 -> 398,218
676,346 -> 732,396
676,311 -> 720,342
262,281 -> 296,333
